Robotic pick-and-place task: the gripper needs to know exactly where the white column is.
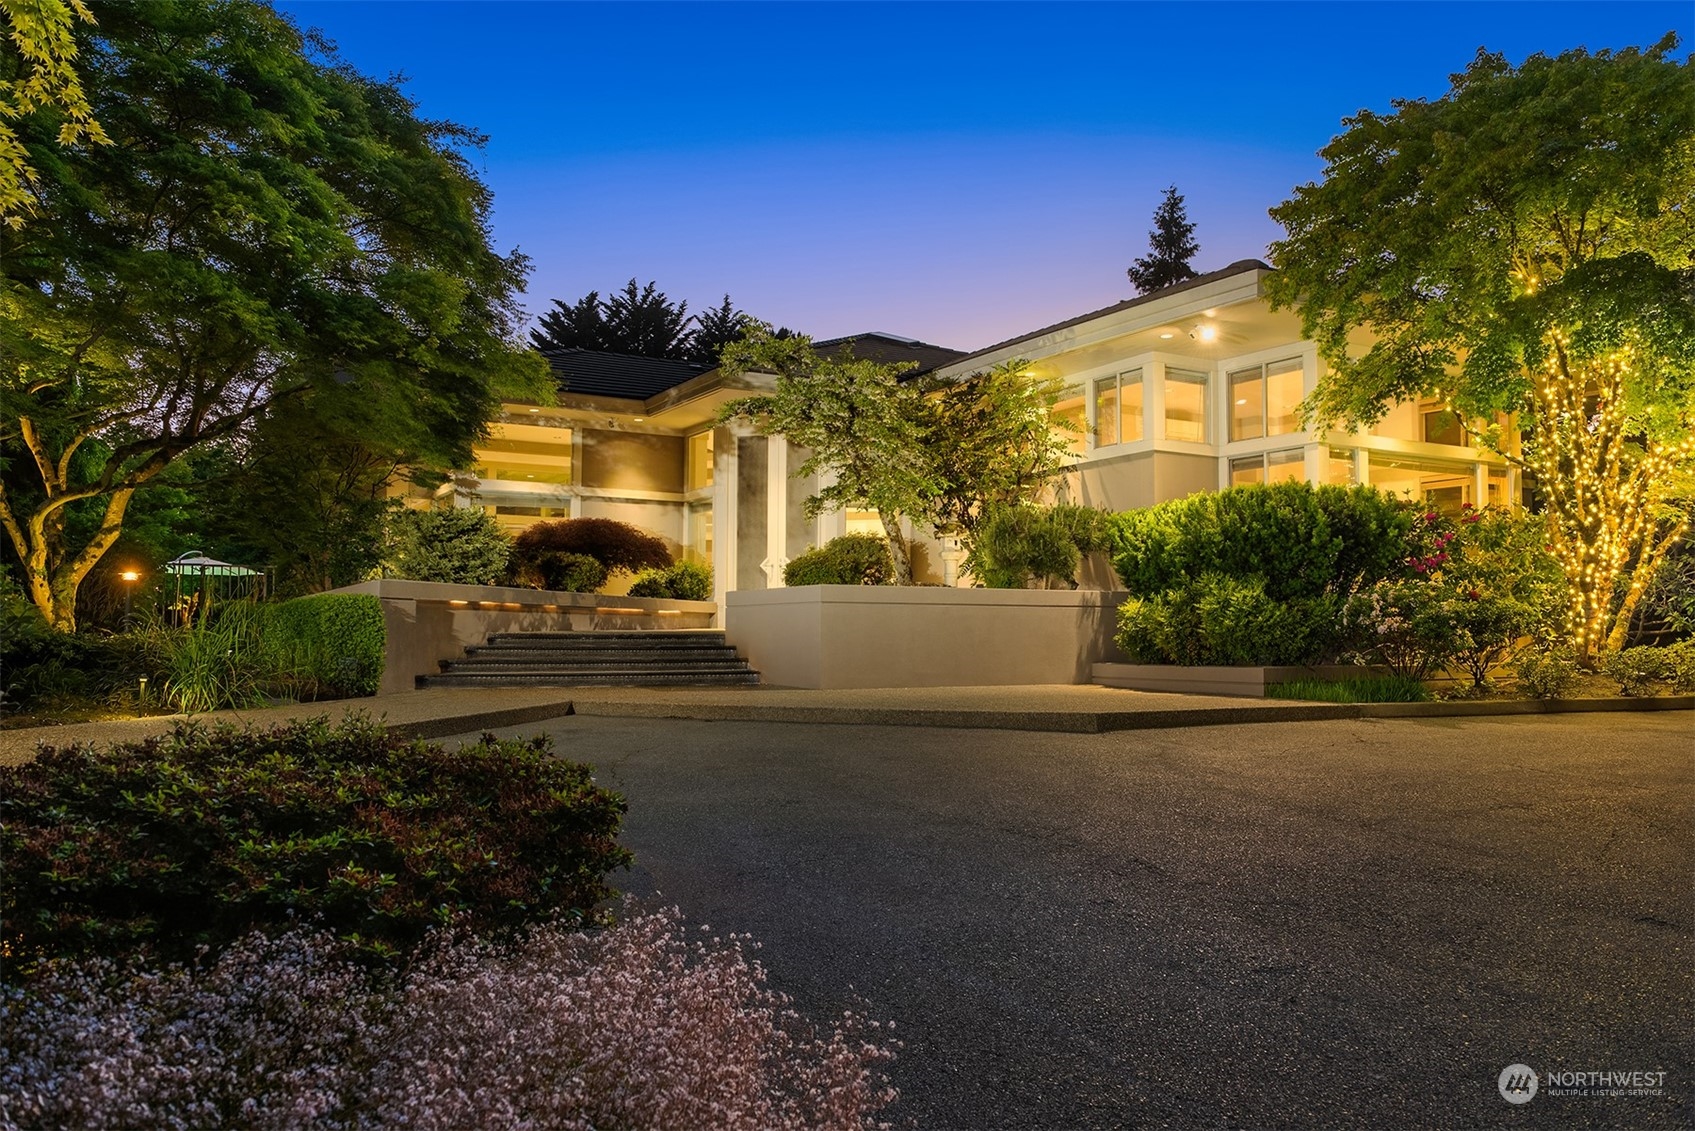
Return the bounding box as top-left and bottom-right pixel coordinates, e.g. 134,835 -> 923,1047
761,436 -> 790,586
1472,461 -> 1489,509
1303,443 -> 1325,485
1354,448 -> 1371,487
712,425 -> 740,619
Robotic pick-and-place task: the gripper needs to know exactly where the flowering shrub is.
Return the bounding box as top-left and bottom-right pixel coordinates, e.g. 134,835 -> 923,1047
1345,507 -> 1562,687
1,717 -> 632,968
0,909 -> 899,1131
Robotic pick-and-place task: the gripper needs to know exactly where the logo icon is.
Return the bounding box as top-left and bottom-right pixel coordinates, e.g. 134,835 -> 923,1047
1499,1064 -> 1539,1104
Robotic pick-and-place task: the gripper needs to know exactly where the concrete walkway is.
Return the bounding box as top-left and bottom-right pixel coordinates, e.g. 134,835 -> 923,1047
4,681 -> 1689,764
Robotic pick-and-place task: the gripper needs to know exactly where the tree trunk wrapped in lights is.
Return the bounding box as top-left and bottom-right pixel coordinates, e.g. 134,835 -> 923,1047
1264,36 -> 1695,665
1527,340 -> 1692,660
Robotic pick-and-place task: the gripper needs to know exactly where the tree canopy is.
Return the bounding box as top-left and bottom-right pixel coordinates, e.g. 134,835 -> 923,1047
719,329 -> 1070,585
1126,186 -> 1200,294
529,282 -> 775,366
1265,35 -> 1695,658
0,0 -> 548,629
0,0 -> 109,225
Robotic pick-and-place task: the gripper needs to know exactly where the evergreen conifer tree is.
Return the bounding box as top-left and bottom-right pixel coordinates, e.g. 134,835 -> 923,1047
1126,186 -> 1200,294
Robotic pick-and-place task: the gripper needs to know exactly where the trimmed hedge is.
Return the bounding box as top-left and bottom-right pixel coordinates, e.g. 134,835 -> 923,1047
265,593 -> 385,698
1110,481 -> 1413,601
783,534 -> 893,586
0,717 -> 632,969
1111,483 -> 1413,667
627,561 -> 712,600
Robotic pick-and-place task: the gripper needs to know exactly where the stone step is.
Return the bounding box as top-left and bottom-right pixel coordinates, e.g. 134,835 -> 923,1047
443,657 -> 754,673
420,668 -> 761,688
484,632 -> 729,650
464,646 -> 740,663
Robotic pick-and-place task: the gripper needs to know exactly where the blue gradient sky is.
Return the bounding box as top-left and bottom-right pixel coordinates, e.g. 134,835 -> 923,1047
277,1 -> 1688,352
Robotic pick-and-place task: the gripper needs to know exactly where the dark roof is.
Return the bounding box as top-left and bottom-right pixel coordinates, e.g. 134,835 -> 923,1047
950,259 -> 1273,369
541,348 -> 709,400
811,332 -> 966,377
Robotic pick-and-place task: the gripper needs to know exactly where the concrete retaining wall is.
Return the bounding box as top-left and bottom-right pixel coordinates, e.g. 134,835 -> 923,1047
726,586 -> 1128,689
1092,662 -> 1387,698
328,580 -> 716,695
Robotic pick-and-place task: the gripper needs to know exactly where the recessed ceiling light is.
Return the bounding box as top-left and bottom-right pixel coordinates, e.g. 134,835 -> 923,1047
1158,332 -> 1175,340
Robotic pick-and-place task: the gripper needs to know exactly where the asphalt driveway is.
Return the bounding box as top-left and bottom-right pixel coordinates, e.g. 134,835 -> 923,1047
454,712 -> 1694,1130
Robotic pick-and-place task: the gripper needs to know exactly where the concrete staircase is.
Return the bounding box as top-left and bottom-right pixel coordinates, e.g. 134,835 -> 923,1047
420,631 -> 759,688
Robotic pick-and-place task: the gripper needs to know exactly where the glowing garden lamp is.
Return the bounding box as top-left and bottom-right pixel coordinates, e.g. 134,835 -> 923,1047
120,569 -> 141,624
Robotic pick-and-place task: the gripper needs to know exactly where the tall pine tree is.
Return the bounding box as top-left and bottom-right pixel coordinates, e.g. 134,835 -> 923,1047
1126,186 -> 1200,294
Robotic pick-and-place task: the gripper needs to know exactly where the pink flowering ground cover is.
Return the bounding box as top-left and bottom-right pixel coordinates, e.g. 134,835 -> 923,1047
0,907 -> 899,1130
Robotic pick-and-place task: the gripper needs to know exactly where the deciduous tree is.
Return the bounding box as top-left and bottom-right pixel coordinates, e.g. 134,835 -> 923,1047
0,0 -> 108,225
719,327 -> 934,584
1266,36 -> 1695,661
0,0 -> 548,629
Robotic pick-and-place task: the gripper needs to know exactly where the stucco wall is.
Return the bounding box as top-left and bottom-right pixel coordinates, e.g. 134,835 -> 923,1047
726,585 -> 1128,689
580,430 -> 685,493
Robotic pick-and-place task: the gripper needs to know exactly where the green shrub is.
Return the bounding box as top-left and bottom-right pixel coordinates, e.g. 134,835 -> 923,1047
1667,640 -> 1695,693
1341,576 -> 1463,681
1513,648 -> 1579,699
1110,482 -> 1414,600
509,518 -> 671,581
783,534 -> 893,586
969,504 -> 1111,589
263,593 -> 386,698
514,550 -> 610,594
1114,574 -> 1339,666
971,506 -> 1079,589
627,561 -> 712,600
382,506 -> 511,585
0,716 -> 632,969
1601,646 -> 1672,696
1266,676 -> 1430,703
0,578 -> 101,711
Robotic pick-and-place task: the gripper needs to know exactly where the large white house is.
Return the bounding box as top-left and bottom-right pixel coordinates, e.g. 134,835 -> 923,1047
428,259 -> 1518,609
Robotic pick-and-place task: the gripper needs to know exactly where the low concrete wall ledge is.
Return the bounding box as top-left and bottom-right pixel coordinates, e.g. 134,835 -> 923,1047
726,585 -> 1128,689
1092,662 -> 1386,699
326,580 -> 717,695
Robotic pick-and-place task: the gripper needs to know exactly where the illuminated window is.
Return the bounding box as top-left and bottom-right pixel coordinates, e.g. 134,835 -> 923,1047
1421,404 -> 1466,447
1092,370 -> 1142,448
1230,358 -> 1302,440
686,502 -> 713,564
1052,384 -> 1088,457
1164,368 -> 1207,442
845,510 -> 884,536
686,430 -> 715,490
1229,367 -> 1264,440
471,425 -> 573,485
1230,448 -> 1305,487
1229,456 -> 1265,486
1327,447 -> 1358,484
1267,449 -> 1304,483
1266,359 -> 1303,436
1368,454 -> 1475,514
